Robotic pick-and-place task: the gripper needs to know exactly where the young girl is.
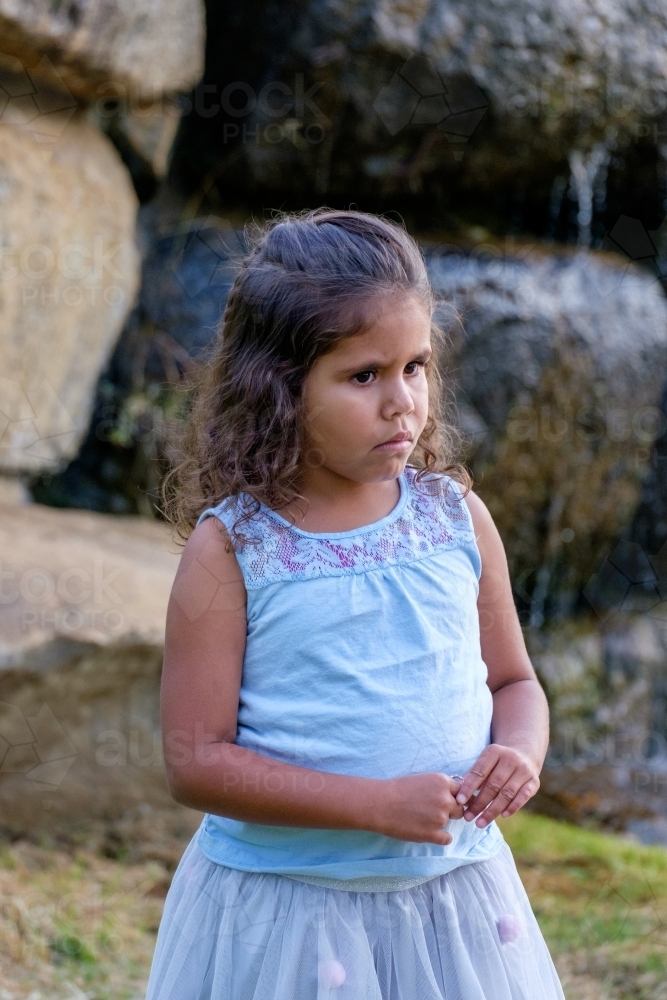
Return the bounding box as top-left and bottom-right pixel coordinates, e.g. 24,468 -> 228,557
146,208 -> 566,999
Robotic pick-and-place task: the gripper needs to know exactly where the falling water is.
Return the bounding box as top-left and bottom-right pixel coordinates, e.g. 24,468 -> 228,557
568,142 -> 612,248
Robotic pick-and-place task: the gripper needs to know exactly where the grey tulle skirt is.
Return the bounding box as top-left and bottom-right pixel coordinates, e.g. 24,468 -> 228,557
144,832 -> 565,1000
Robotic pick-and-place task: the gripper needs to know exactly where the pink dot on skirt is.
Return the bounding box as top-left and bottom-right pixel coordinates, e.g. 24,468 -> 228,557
497,913 -> 523,943
318,959 -> 347,988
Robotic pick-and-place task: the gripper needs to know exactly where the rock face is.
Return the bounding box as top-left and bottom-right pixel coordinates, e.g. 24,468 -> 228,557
27,208 -> 243,514
110,209 -> 241,389
96,95 -> 185,196
0,500 -> 182,665
0,1 -> 207,479
526,608 -> 667,841
47,216 -> 667,627
0,0 -> 205,100
180,0 -> 667,216
0,110 -> 140,474
2,498 -> 667,846
340,0 -> 667,142
427,245 -> 667,623
629,372 -> 667,559
0,500 -> 186,837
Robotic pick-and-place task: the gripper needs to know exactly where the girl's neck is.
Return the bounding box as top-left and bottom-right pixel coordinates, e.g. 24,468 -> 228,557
280,466 -> 403,534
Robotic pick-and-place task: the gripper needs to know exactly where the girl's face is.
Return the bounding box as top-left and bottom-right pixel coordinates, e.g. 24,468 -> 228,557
300,295 -> 432,484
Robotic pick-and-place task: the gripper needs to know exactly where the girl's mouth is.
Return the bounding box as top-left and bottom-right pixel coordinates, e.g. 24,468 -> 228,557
373,433 -> 413,452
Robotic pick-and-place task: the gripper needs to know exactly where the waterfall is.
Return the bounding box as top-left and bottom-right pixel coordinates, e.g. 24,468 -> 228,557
568,141 -> 613,248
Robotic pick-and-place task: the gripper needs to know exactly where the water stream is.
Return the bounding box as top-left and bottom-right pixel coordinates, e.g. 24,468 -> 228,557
568,142 -> 613,248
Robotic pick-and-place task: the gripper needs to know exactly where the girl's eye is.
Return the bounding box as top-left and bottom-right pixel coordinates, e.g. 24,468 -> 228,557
351,370 -> 376,384
405,361 -> 425,375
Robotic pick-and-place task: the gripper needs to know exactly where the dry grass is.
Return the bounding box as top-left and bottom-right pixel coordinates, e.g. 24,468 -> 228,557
0,836 -> 170,1000
1,813 -> 666,999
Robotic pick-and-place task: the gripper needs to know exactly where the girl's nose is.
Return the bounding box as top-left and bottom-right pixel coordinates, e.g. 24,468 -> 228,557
382,382 -> 415,419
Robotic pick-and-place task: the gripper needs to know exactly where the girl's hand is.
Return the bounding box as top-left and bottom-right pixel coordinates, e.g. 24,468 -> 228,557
455,745 -> 540,828
374,772 -> 466,845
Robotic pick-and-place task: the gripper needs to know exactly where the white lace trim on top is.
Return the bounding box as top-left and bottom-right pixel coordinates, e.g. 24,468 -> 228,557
199,468 -> 475,589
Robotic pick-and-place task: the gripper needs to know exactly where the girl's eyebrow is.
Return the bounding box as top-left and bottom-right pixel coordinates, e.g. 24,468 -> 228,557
338,348 -> 432,376
338,357 -> 386,374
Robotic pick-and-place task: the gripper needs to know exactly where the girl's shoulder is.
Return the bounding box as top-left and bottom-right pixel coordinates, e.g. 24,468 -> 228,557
403,466 -> 476,541
404,466 -> 468,507
196,469 -> 476,589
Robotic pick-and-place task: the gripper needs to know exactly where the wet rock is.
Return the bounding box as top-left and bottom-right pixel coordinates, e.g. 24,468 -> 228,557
526,610 -> 667,837
528,613 -> 667,738
109,207 -> 242,390
39,220 -> 667,627
528,762 -> 659,833
629,372 -> 667,559
427,245 -> 667,622
178,1 -> 667,213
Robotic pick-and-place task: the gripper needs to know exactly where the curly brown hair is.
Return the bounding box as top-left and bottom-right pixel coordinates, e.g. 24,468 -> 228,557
159,207 -> 472,547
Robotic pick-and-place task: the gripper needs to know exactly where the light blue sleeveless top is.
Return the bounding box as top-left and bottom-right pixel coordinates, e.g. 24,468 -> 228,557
194,467 -> 504,889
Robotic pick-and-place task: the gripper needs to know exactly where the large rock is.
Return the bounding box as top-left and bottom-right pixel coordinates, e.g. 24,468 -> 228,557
356,0 -> 667,144
110,207 -> 241,389
27,207 -> 242,514
0,109 -> 140,475
186,0 -> 667,219
0,499 -> 192,841
629,373 -> 667,559
2,497 -> 666,848
0,0 -> 205,100
427,245 -> 667,623
526,608 -> 667,842
39,208 -> 667,630
97,95 -> 185,195
0,500 -> 181,665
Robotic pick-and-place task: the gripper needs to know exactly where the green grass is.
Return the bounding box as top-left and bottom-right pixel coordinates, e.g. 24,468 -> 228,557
499,812 -> 667,998
2,814 -> 667,999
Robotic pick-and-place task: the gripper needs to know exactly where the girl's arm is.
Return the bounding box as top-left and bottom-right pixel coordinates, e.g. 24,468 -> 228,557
453,489 -> 550,827
160,516 -> 460,843
161,515 -> 375,830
